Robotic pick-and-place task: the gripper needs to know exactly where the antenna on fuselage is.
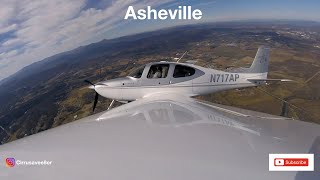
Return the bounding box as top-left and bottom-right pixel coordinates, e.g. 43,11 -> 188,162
177,51 -> 188,63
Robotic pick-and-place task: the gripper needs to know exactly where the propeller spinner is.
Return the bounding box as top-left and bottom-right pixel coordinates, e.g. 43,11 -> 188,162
84,80 -> 99,112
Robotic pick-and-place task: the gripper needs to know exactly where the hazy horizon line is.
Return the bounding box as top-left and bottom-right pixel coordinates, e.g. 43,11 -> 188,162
0,19 -> 319,83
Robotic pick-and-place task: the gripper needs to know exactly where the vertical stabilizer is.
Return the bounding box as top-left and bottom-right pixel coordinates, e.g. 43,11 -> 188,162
248,46 -> 269,73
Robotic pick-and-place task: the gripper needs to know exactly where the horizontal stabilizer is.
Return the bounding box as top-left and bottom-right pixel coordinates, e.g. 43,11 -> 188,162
247,78 -> 292,82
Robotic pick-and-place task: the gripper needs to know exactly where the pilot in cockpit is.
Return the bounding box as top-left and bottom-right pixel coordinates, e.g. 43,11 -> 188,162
152,66 -> 162,78
147,64 -> 169,79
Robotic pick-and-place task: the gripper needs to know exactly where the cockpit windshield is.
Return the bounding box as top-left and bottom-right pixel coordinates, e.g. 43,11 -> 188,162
128,65 -> 145,78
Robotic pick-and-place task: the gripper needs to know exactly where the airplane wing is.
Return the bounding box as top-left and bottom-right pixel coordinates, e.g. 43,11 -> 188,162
1,94 -> 319,180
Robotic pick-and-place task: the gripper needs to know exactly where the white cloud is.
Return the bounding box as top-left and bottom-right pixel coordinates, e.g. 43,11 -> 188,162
2,38 -> 21,47
0,50 -> 18,59
0,24 -> 17,34
0,0 -> 174,80
0,0 -> 17,25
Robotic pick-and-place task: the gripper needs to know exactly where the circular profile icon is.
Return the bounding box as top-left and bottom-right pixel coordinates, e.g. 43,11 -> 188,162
6,158 -> 15,167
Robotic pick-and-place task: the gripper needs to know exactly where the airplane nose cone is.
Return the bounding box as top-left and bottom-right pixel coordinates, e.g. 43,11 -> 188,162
94,83 -> 108,93
88,85 -> 95,89
93,83 -> 111,99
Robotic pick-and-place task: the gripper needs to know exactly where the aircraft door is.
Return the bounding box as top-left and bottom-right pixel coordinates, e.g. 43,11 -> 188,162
170,64 -> 195,85
141,64 -> 171,86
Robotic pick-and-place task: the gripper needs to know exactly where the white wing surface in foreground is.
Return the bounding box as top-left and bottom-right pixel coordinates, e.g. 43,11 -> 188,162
1,94 -> 319,179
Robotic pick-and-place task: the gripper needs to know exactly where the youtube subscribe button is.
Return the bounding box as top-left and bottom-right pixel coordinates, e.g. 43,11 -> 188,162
274,158 -> 308,166
269,154 -> 314,171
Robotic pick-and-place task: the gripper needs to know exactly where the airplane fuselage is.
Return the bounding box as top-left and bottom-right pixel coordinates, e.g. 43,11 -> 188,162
94,62 -> 266,101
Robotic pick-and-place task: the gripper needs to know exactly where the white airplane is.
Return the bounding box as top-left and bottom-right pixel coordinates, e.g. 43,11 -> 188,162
85,46 -> 290,111
1,47 -> 319,180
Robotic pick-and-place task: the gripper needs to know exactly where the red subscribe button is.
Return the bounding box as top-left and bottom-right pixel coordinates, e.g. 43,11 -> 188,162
274,158 -> 309,166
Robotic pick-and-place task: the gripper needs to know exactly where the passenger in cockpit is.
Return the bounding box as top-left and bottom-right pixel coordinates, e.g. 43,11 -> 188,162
161,66 -> 168,78
153,66 -> 162,78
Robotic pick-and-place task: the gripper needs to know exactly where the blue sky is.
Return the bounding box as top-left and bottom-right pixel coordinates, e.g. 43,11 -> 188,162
0,0 -> 319,80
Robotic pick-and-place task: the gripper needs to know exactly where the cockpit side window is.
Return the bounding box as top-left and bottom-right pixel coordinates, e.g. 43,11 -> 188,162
128,65 -> 145,78
173,65 -> 195,78
147,64 -> 170,79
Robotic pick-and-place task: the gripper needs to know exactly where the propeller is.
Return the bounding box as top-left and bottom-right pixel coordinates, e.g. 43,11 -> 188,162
93,92 -> 99,112
84,80 -> 95,86
84,80 -> 99,112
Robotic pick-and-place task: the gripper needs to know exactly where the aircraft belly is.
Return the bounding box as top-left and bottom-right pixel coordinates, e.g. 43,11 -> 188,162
142,86 -> 193,97
122,88 -> 143,100
97,87 -> 123,100
192,83 -> 257,95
